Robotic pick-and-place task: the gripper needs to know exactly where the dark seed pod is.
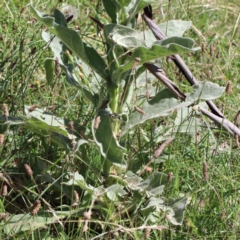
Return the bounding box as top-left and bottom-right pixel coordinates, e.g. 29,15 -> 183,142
46,104 -> 58,111
202,161 -> 208,181
24,164 -> 33,176
77,63 -> 83,71
31,200 -> 41,215
20,7 -> 26,14
220,211 -> 226,220
225,81 -> 232,95
9,61 -> 16,69
201,43 -> 206,52
30,47 -> 36,56
235,134 -> 240,148
28,105 -> 38,112
209,43 -> 215,56
234,110 -> 240,125
185,219 -> 190,227
55,57 -> 60,76
66,15 -> 74,23
134,106 -> 146,116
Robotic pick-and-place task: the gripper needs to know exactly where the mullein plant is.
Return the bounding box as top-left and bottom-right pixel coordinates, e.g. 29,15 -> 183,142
27,0 -> 226,220
0,1 -> 228,235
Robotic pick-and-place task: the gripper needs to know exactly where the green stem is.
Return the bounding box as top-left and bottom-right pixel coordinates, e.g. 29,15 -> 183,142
109,84 -> 121,135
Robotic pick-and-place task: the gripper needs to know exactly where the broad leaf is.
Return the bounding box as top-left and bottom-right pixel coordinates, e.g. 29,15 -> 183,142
165,197 -> 188,225
159,20 -> 192,38
29,3 -> 55,29
113,36 -> 197,80
121,89 -> 192,136
53,8 -> 67,27
63,172 -> 95,194
172,102 -> 209,136
186,81 -> 225,101
103,0 -> 158,24
141,196 -> 188,225
102,0 -> 119,23
143,20 -> 192,47
64,65 -> 81,88
4,212 -> 67,235
42,31 -> 66,65
135,172 -> 171,197
38,172 -> 77,201
30,4 -> 109,81
22,106 -> 88,151
92,109 -> 127,169
106,184 -> 126,201
121,0 -> 158,25
53,23 -> 86,60
104,24 -> 146,48
0,115 -> 25,125
83,42 -> 110,80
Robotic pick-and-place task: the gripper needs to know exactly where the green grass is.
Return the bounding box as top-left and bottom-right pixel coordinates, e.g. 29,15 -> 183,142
0,0 -> 240,239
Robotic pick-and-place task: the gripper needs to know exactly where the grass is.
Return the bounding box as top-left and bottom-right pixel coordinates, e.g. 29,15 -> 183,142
0,0 -> 240,239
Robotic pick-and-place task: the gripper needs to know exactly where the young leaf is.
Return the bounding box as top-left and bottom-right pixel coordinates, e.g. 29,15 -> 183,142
141,196 -> 188,225
106,184 -> 127,201
165,197 -> 188,225
136,172 -> 170,197
104,24 -> 146,48
102,0 -> 119,23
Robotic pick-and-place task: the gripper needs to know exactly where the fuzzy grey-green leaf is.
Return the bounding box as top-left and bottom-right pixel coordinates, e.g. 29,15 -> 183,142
92,109 -> 127,169
186,81 -> 225,101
